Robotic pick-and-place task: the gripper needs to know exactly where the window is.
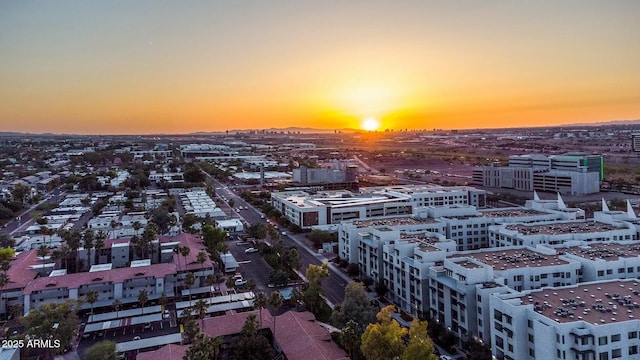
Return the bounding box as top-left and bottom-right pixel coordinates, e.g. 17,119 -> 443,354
629,331 -> 638,339
528,334 -> 534,343
612,334 -> 621,342
494,309 -> 503,321
599,336 -> 608,345
618,268 -> 625,274
607,269 -> 613,275
630,346 -> 638,355
599,352 -> 609,360
527,320 -> 533,329
598,270 -> 605,276
612,349 -> 621,358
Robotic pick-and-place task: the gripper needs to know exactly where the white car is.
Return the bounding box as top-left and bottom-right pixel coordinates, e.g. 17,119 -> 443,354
244,247 -> 258,254
234,279 -> 248,287
439,355 -> 453,360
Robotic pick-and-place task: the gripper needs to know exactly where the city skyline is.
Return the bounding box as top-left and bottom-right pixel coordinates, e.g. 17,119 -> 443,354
1,1 -> 640,135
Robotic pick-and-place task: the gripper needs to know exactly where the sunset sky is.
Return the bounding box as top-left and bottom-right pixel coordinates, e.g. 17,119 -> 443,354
1,1 -> 639,134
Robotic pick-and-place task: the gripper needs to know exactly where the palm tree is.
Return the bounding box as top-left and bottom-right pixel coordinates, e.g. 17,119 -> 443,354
86,290 -> 99,319
180,245 -> 191,270
254,292 -> 268,329
138,289 -> 148,315
94,230 -> 107,265
268,291 -> 284,343
185,272 -> 195,307
159,293 -> 168,313
112,299 -> 122,318
194,299 -> 208,329
173,244 -> 182,270
37,245 -> 48,271
67,230 -> 82,273
59,244 -> 71,270
83,229 -> 94,269
226,275 -> 236,302
132,221 -> 142,236
196,251 -> 207,272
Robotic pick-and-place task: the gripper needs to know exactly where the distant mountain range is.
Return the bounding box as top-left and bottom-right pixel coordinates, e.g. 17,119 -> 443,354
564,119 -> 640,127
189,127 -> 359,135
1,119 -> 639,137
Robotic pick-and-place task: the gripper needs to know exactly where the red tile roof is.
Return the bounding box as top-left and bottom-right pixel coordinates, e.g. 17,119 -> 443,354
5,249 -> 41,290
274,311 -> 349,360
23,263 -> 176,294
201,310 -> 347,360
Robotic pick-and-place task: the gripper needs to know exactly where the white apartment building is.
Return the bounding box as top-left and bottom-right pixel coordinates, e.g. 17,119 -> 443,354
338,217 -> 446,264
488,220 -> 636,248
382,233 -> 455,317
450,247 -> 581,293
273,185 -> 488,230
556,242 -> 640,283
428,258 -> 511,343
490,279 -> 640,360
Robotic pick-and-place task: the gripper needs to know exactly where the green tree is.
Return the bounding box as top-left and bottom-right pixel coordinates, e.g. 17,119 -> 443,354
254,292 -> 268,329
10,182 -> 31,204
86,340 -> 117,360
342,320 -> 362,360
21,300 -> 80,356
268,291 -> 284,342
185,272 -> 196,306
184,333 -> 224,360
138,289 -> 148,314
402,319 -> 437,360
361,305 -> 407,360
228,314 -> 275,360
94,230 -> 107,265
194,299 -> 208,328
302,263 -> 329,316
331,281 -> 376,333
37,244 -> 48,270
112,299 -> 122,318
83,229 -> 94,269
86,289 -> 99,317
0,233 -> 15,248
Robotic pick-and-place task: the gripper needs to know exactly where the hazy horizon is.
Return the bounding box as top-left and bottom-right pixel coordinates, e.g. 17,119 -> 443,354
2,1 -> 640,135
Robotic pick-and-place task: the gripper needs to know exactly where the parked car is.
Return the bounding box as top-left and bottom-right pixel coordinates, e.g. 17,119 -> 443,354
244,247 -> 258,254
234,279 -> 248,287
133,336 -> 141,341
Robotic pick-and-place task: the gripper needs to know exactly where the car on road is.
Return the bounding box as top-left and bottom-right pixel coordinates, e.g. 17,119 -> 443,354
439,355 -> 453,360
260,215 -> 265,219
244,247 -> 258,254
133,336 -> 141,341
281,231 -> 287,236
234,279 -> 248,287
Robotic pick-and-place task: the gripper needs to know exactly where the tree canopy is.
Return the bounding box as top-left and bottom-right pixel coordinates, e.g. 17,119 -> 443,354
21,300 -> 80,355
331,281 -> 376,333
360,306 -> 437,360
86,340 -> 117,360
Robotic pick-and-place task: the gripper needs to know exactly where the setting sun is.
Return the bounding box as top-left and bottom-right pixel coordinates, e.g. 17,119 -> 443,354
361,118 -> 381,131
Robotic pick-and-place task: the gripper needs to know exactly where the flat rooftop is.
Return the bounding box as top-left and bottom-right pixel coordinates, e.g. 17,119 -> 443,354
521,280 -> 640,325
452,259 -> 484,269
451,248 -> 569,270
353,217 -> 437,228
505,221 -> 615,236
481,209 -> 545,218
563,243 -> 640,261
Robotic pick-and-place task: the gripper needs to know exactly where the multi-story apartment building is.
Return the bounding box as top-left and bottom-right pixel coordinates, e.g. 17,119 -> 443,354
338,217 -> 447,264
428,257 -> 511,343
490,279 -> 640,360
488,220 -> 636,248
382,233 -> 454,317
1,234 -> 214,316
272,185 -> 488,230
